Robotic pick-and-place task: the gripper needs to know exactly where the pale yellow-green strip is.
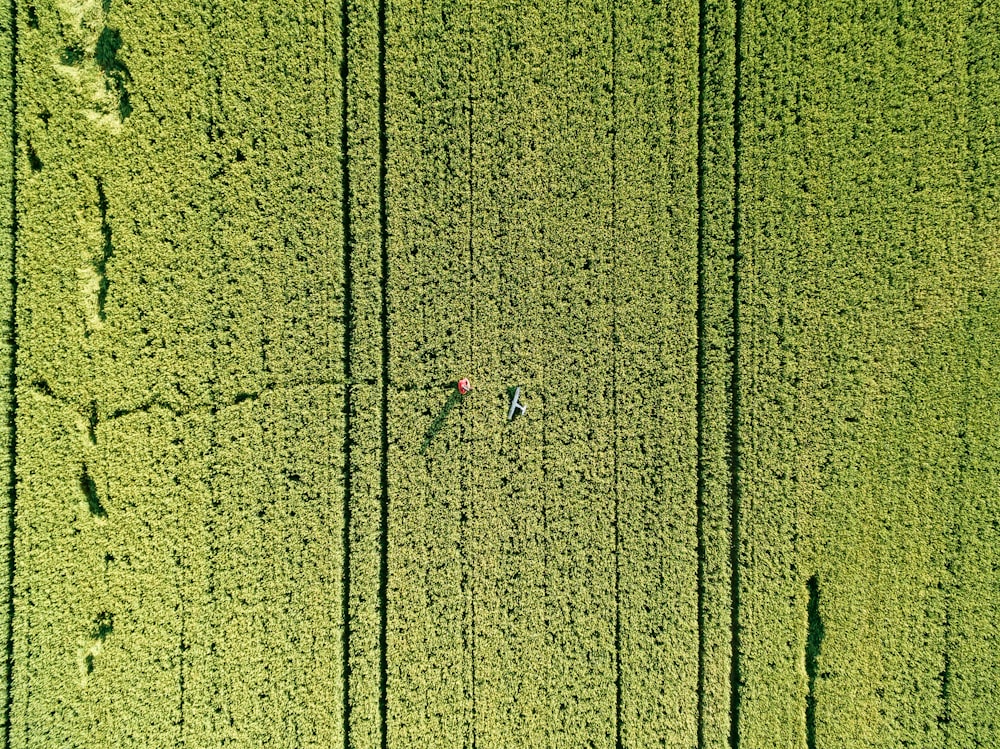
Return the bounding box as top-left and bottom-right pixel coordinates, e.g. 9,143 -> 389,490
523,0 -> 618,734
948,0 -> 1000,744
187,387 -> 344,748
96,409 -> 211,746
803,4 -> 974,744
382,0 -> 474,742
470,0 -> 618,742
183,0 -> 344,745
616,0 -> 701,743
204,0 -> 342,399
93,3 -> 217,744
467,0 -> 561,743
11,0 -> 215,744
12,397 -> 113,748
731,0 -> 810,741
344,383 -> 382,747
0,0 -> 12,737
736,0 -> 991,746
345,0 -> 383,387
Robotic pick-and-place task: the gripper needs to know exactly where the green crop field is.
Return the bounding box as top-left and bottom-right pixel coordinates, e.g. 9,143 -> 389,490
0,0 -> 996,746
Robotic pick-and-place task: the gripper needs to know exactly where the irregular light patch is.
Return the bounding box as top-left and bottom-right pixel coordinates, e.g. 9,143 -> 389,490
77,611 -> 114,687
77,263 -> 104,332
56,0 -> 105,35
75,400 -> 98,447
54,0 -> 132,129
78,177 -> 114,332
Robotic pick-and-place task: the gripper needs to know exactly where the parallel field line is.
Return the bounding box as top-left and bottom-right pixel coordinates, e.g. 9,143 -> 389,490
729,0 -> 745,743
2,0 -> 17,743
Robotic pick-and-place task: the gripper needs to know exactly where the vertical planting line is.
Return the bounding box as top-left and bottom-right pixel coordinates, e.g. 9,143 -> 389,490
938,516 -> 957,740
466,0 -> 474,365
609,0 -> 622,747
202,0 -> 223,736
465,18 -> 477,749
3,0 -> 17,744
938,646 -> 951,738
694,0 -> 708,742
376,0 -> 390,740
338,0 -> 353,742
178,597 -> 186,743
728,0 -> 744,741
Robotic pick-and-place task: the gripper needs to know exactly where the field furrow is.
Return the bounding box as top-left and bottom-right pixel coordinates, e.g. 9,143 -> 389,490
694,0 -> 738,743
341,0 -> 385,739
0,0 -> 13,738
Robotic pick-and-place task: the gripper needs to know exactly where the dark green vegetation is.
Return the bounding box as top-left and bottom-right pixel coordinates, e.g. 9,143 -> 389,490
0,0 -> 997,747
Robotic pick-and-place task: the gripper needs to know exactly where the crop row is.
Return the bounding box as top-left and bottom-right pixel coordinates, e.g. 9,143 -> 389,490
9,0 -> 347,746
733,0 -> 1000,746
372,0 -> 729,743
0,1 -> 12,741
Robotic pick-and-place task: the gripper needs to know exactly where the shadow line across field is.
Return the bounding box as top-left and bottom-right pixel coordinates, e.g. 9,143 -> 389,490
376,0 -> 390,741
728,0 -> 745,742
338,0 -> 355,740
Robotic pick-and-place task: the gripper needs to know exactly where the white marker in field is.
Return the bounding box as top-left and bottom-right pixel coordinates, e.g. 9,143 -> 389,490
508,386 -> 526,421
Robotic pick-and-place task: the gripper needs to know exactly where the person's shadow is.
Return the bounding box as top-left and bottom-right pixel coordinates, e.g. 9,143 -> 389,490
420,384 -> 464,454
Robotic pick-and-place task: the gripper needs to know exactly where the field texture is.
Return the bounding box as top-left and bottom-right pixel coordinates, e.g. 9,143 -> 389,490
1,0 -> 997,747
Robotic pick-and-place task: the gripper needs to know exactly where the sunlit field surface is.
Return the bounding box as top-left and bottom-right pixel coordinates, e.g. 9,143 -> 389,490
0,0 -> 996,746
